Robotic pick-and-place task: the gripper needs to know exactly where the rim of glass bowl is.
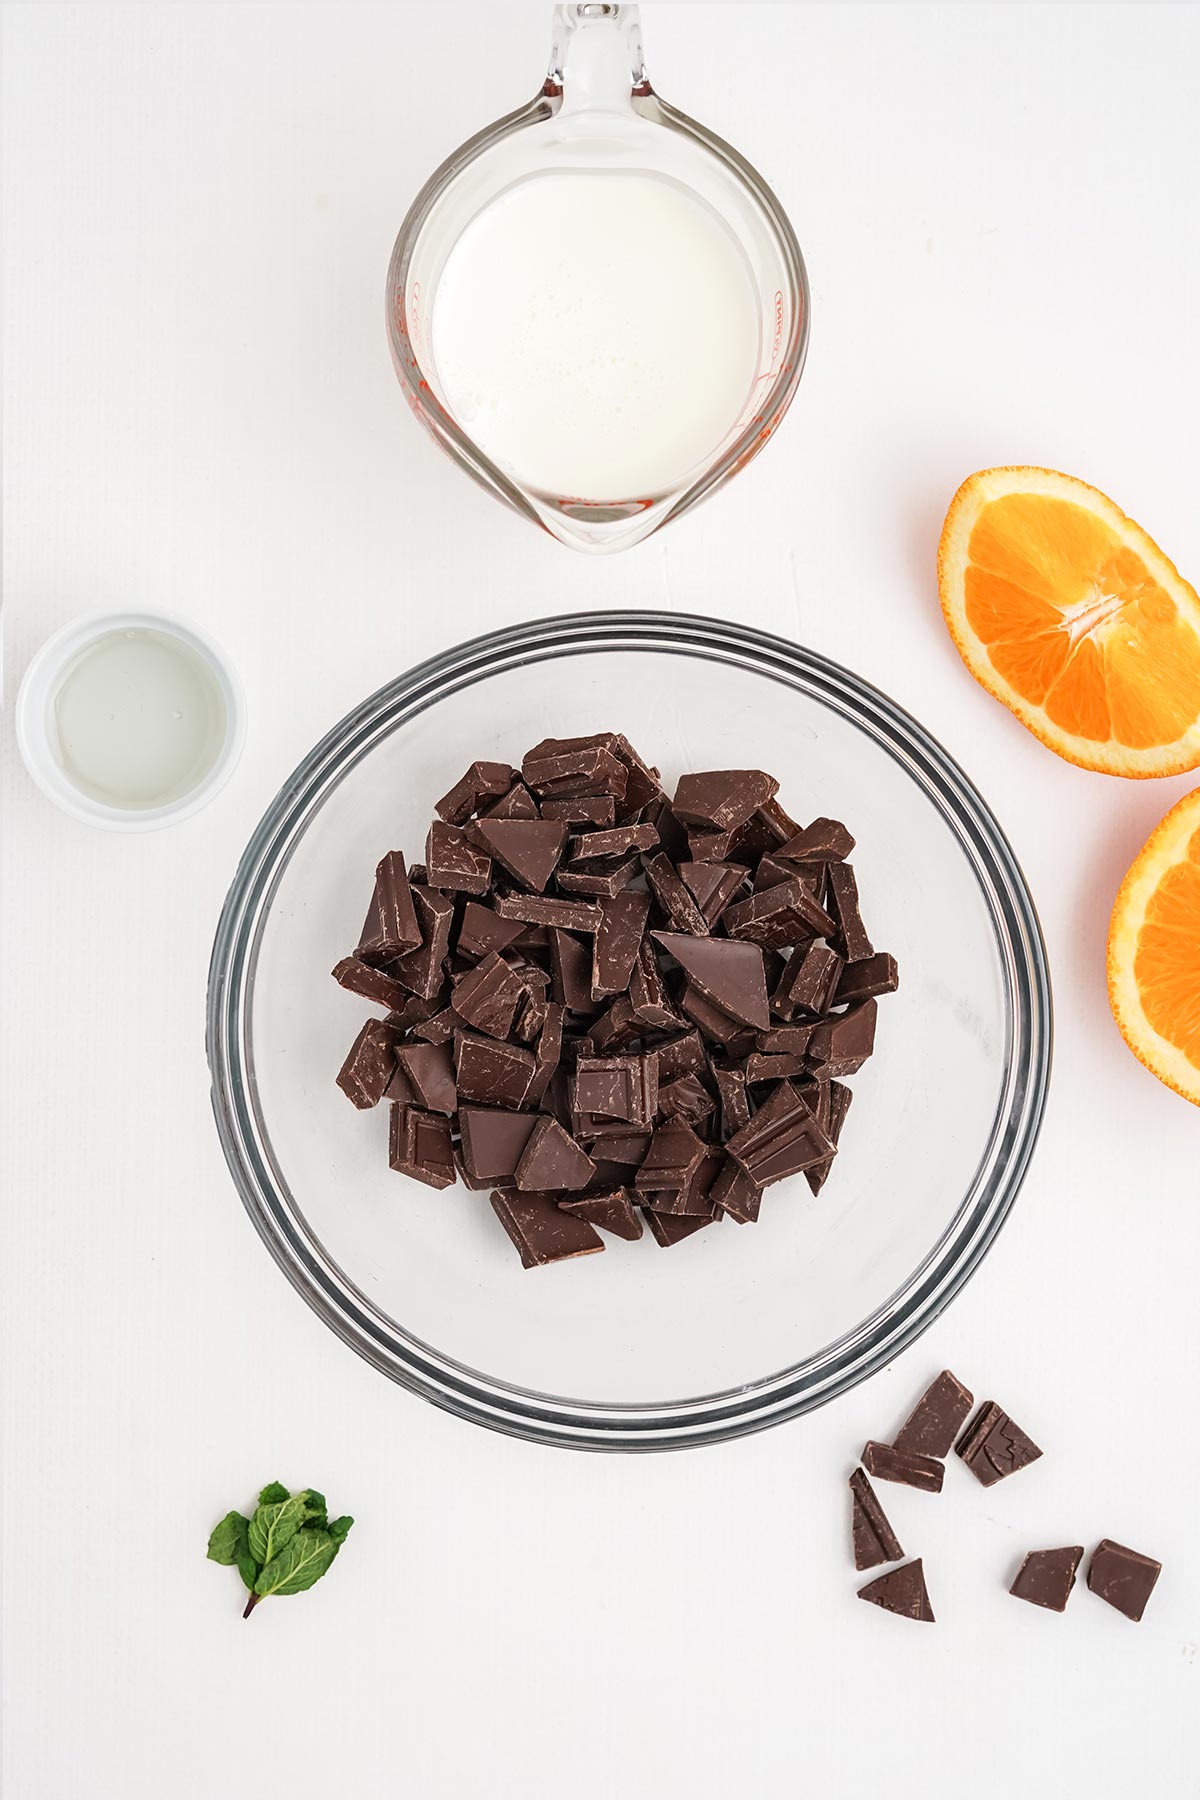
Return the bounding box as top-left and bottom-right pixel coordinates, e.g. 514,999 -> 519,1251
206,612 -> 1052,1453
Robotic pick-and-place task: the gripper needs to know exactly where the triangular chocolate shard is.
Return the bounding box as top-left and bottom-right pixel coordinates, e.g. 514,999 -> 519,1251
651,931 -> 769,1030
850,1468 -> 904,1571
559,1187 -> 643,1241
672,770 -> 779,833
514,1116 -> 596,1192
679,860 -> 745,926
1010,1546 -> 1083,1612
857,1559 -> 934,1622
470,819 -> 568,893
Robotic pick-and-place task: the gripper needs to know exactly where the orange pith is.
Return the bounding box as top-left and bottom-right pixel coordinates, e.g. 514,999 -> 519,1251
939,469 -> 1200,777
1107,789 -> 1200,1105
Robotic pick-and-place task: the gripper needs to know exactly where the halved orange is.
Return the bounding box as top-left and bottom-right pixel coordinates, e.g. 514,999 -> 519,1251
1108,788 -> 1200,1105
938,467 -> 1200,777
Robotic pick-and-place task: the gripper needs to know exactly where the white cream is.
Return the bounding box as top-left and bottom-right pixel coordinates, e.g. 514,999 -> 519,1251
430,169 -> 761,502
52,626 -> 228,808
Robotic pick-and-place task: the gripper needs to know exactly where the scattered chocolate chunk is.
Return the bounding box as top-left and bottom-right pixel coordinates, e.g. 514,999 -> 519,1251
384,1060 -> 417,1105
713,1064 -> 751,1136
644,1207 -> 717,1247
332,954 -> 412,1011
642,853 -> 710,935
724,876 -> 835,948
556,857 -> 639,898
850,1468 -> 905,1571
455,1033 -> 536,1108
629,938 -> 683,1030
726,1081 -> 833,1186
395,1042 -> 457,1114
835,952 -> 899,1005
514,1116 -> 596,1192
456,902 -> 527,962
548,929 -> 597,1014
425,821 -> 492,895
808,999 -> 878,1076
357,851 -> 422,963
541,795 -> 616,826
657,1072 -> 715,1126
435,760 -> 514,826
494,893 -> 602,932
458,1108 -> 540,1186
1010,1547 -> 1083,1613
773,942 -> 843,1018
490,1189 -> 605,1268
337,1019 -> 397,1109
744,1052 -> 807,1084
451,952 -> 526,1040
805,1081 -> 852,1195
679,860 -> 745,926
388,1105 -> 456,1189
634,1118 -> 707,1191
522,741 -> 627,802
893,1370 -> 975,1459
392,887 -> 455,1000
652,1029 -> 707,1083
673,769 -> 780,834
525,1003 -> 564,1105
571,1054 -> 657,1126
755,1024 -> 815,1054
857,1559 -> 934,1623
708,1156 -> 762,1222
560,1187 -> 644,1241
483,779 -> 539,821
469,818 -> 567,893
826,862 -> 874,962
652,931 -> 769,1030
956,1402 -> 1042,1487
1086,1540 -> 1162,1623
592,890 -> 651,997
678,982 -> 750,1047
571,822 -> 659,861
776,817 -> 855,863
862,1440 -> 945,1494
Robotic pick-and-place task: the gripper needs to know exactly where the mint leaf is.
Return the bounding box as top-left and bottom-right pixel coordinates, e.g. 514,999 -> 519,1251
207,1511 -> 251,1566
297,1489 -> 328,1529
247,1493 -> 308,1566
257,1481 -> 290,1507
235,1545 -> 259,1593
254,1527 -> 345,1599
328,1515 -> 354,1545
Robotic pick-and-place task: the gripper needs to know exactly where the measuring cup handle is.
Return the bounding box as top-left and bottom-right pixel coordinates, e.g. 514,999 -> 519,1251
544,4 -> 651,112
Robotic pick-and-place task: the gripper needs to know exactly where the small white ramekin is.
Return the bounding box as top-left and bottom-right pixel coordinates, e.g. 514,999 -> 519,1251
14,610 -> 246,832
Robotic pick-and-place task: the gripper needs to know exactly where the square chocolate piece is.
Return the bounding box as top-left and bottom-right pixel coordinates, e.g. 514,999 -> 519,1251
1010,1547 -> 1083,1613
956,1401 -> 1042,1487
490,1190 -> 605,1268
1087,1540 -> 1162,1622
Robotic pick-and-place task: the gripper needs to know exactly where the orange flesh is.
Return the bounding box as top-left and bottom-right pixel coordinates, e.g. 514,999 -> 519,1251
1134,823 -> 1200,1069
963,495 -> 1200,748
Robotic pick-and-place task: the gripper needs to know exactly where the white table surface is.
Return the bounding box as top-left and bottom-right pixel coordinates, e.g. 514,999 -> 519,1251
4,4 -> 1199,1795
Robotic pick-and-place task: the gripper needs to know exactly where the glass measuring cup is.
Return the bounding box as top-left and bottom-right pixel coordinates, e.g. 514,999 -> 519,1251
386,4 -> 809,554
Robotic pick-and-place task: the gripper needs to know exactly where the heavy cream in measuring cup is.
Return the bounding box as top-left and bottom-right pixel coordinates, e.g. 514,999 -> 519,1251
430,170 -> 762,503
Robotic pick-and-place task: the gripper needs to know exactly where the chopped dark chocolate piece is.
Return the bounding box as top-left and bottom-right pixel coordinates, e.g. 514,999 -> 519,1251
337,1018 -> 397,1109
513,994 -> 549,1045
723,876 -> 835,949
332,956 -> 410,1012
826,862 -> 874,962
850,1468 -> 905,1570
435,760 -> 514,826
657,1073 -> 715,1126
643,1208 -> 717,1247
384,1060 -> 417,1105
713,1065 -> 751,1136
1086,1540 -> 1162,1623
606,733 -> 662,815
726,1081 -> 833,1186
653,1030 -> 707,1082
776,817 -> 855,863
679,860 -> 746,926
629,938 -> 683,1030
744,1052 -> 807,1084
642,853 -> 710,935
633,1118 -> 707,1191
357,851 -> 422,963
383,996 -> 441,1034
425,821 -> 492,895
588,996 -> 643,1050
556,858 -> 640,897
454,1033 -> 536,1108
650,1144 -> 723,1216
451,952 -> 526,1039
679,982 -> 754,1048
641,794 -> 690,861
893,1370 -> 975,1459
540,795 -> 616,826
808,999 -> 878,1076
388,1105 -> 456,1189
411,1006 -> 460,1045
579,1127 -> 651,1164
455,901 -> 524,963
708,1156 -> 762,1222
514,1116 -> 596,1192
559,1187 -> 643,1241
857,1559 -> 934,1623
570,822 -> 659,861
956,1402 -> 1042,1487
862,1441 -> 944,1493
391,887 -> 455,1000
772,941 -> 843,1019
752,853 -> 798,893
524,1002 -> 564,1106
652,931 -> 769,1030
549,928 -> 598,1013
835,952 -> 899,1005
804,1080 -> 852,1195
495,893 -> 602,932
755,1025 -> 815,1054
672,769 -> 780,834
468,818 -> 568,892
571,1055 -> 657,1126
458,1107 -> 540,1185
1010,1547 -> 1083,1613
483,779 -> 539,821
522,742 -> 628,802
396,1042 -> 457,1114
592,890 -> 652,997
490,1189 -> 605,1268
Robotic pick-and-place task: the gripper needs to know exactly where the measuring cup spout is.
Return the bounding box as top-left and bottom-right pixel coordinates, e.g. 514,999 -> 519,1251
545,4 -> 649,114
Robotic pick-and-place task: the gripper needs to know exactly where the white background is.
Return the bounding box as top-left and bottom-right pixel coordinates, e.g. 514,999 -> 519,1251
4,4 -> 1199,1795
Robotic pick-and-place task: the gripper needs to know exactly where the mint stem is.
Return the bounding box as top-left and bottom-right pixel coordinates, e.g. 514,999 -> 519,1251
242,1591 -> 260,1620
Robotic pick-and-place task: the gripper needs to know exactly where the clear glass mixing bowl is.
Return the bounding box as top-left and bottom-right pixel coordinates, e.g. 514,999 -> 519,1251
207,614 -> 1051,1451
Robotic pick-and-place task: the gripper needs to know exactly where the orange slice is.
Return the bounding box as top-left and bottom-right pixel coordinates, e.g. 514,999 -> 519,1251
938,467 -> 1200,776
1108,787 -> 1200,1105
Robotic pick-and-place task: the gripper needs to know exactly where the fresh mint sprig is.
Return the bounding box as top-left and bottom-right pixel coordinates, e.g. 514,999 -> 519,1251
207,1482 -> 353,1618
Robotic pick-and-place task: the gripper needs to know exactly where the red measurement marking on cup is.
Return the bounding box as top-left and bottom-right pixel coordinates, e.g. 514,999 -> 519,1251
770,290 -> 785,367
